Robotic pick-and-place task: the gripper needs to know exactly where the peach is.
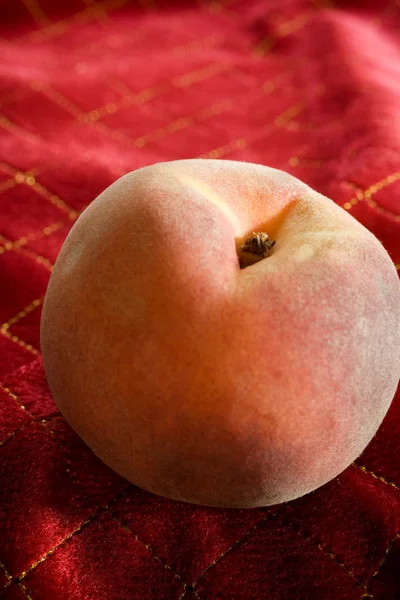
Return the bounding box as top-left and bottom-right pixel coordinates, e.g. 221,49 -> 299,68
40,159 -> 400,508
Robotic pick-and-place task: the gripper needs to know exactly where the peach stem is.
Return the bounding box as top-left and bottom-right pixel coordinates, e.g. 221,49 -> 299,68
238,232 -> 276,269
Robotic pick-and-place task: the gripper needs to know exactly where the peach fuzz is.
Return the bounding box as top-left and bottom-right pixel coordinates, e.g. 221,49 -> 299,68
40,159 -> 400,508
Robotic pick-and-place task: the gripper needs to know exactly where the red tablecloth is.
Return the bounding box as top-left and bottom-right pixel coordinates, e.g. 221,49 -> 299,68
1,1 -> 400,598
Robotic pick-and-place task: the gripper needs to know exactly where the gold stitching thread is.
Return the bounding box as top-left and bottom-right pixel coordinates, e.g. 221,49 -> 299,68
274,102 -> 305,127
0,161 -> 57,195
15,247 -> 54,271
32,81 -> 85,121
277,9 -> 316,37
0,177 -> 18,193
0,216 -> 76,257
203,0 -> 241,23
18,486 -> 130,581
0,161 -> 23,177
353,463 -> 400,492
31,80 -> 133,155
0,410 -> 63,452
289,156 -> 326,168
193,507 -> 285,586
0,228 -> 56,272
0,422 -> 38,451
14,221 -> 67,246
114,516 -> 186,586
134,99 -> 232,148
18,518 -> 93,580
0,384 -> 27,411
279,517 -> 369,593
82,0 -> 112,22
172,62 -> 230,88
200,96 -> 307,160
254,35 -> 275,56
25,0 -> 130,43
286,121 -> 315,131
0,419 -> 141,589
0,164 -> 43,195
31,73 -> 233,152
172,34 -> 220,57
1,298 -> 43,331
198,76 -> 292,159
0,115 -> 41,145
74,29 -> 143,60
86,61 -> 232,123
93,98 -> 233,149
200,128 -> 261,160
343,172 -> 400,217
182,584 -> 202,600
317,542 -> 362,583
200,138 -> 248,159
274,96 -> 320,131
274,82 -> 326,129
0,162 -> 42,178
0,328 -> 39,356
0,223 -> 61,253
0,33 -> 217,110
23,65 -> 286,164
178,586 -> 201,600
0,233 -> 16,252
371,533 -> 400,580
0,559 -> 12,582
255,8 -> 317,55
107,77 -> 137,98
200,91 -> 323,161
263,80 -> 276,94
18,580 -> 34,600
0,428 -> 23,447
30,179 -> 77,218
85,82 -> 168,122
22,0 -> 51,26
71,32 -> 218,83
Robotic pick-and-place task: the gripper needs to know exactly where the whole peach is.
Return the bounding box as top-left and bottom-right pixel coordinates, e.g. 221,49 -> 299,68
40,159 -> 400,508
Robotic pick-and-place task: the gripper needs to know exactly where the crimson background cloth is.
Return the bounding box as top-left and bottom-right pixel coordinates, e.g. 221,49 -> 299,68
1,0 -> 400,598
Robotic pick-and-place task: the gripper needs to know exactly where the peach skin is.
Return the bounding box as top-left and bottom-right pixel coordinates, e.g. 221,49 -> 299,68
40,159 -> 400,508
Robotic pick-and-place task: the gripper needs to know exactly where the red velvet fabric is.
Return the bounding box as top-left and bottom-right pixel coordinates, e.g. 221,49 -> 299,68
1,1 -> 400,598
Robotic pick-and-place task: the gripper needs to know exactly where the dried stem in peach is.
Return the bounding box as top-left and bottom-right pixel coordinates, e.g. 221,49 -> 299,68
238,232 -> 276,268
